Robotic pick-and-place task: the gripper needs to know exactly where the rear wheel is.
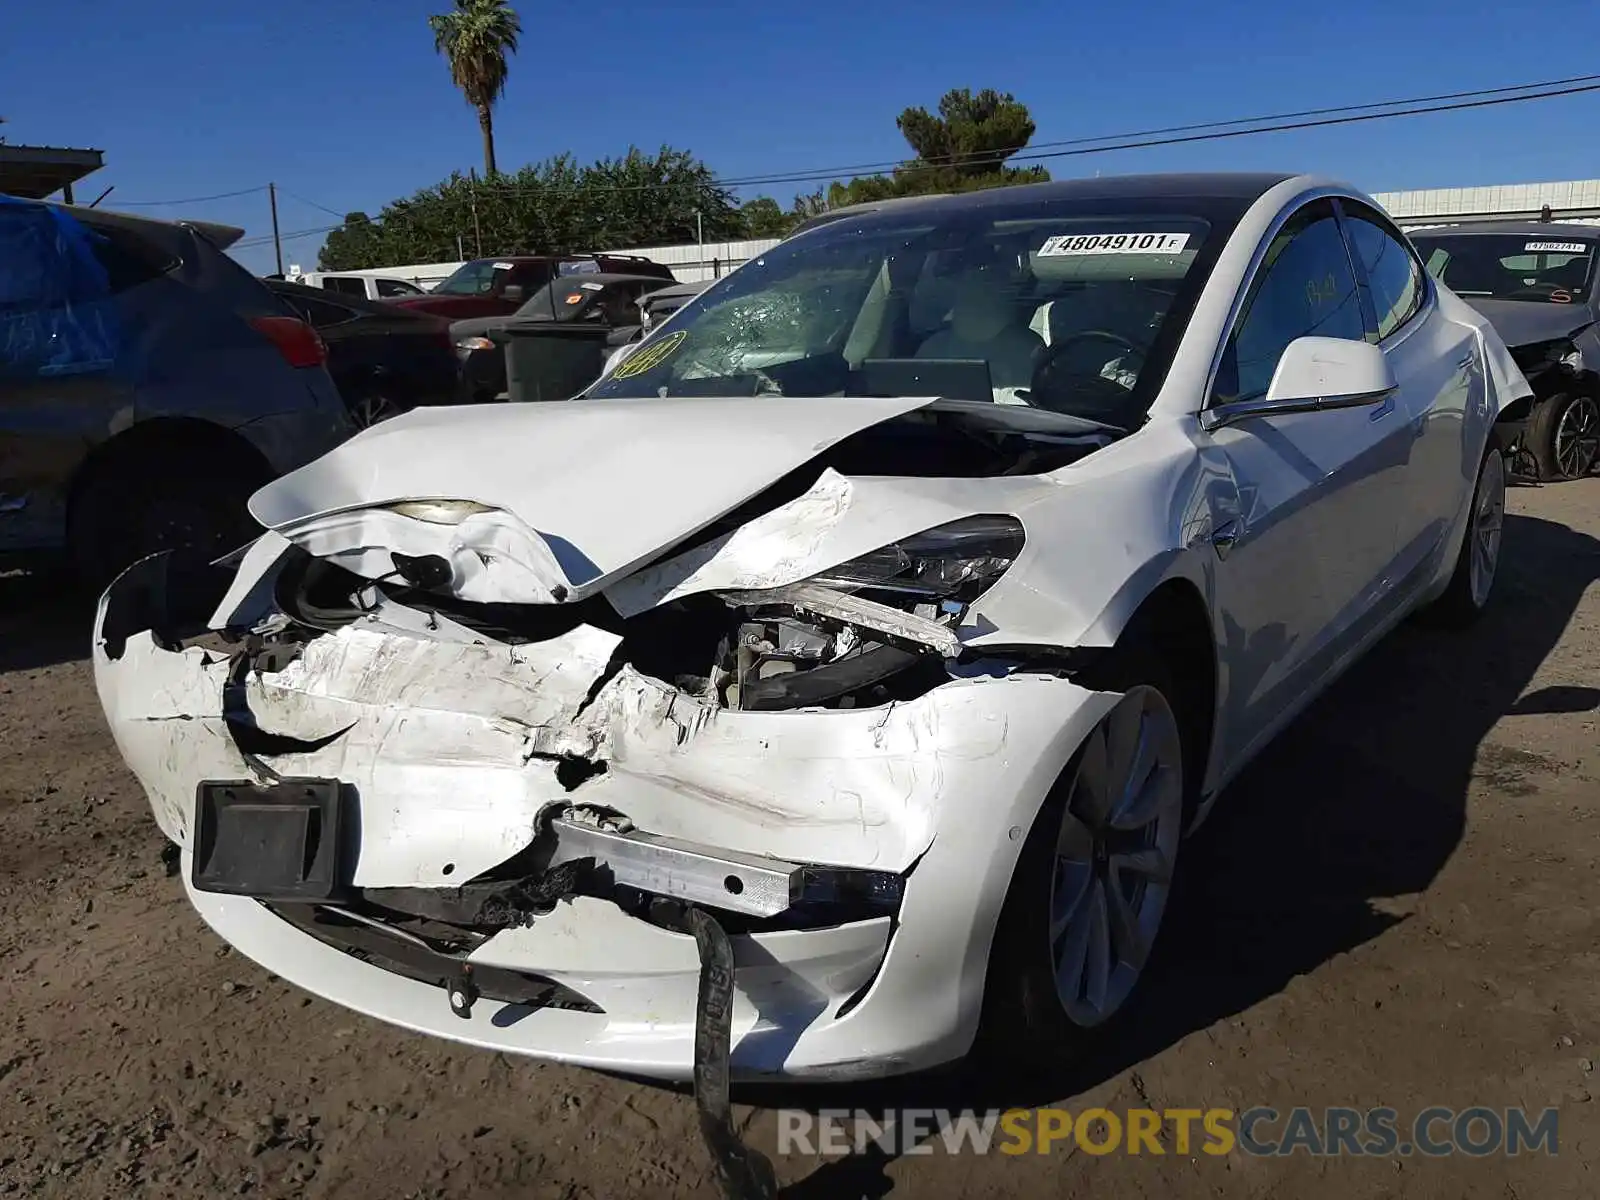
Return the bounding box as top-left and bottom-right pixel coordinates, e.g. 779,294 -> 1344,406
1529,392 -> 1600,480
68,452 -> 265,594
978,647 -> 1188,1071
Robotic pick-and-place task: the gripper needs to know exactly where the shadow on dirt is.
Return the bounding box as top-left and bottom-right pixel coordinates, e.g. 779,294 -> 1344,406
767,511 -> 1600,1199
0,568 -> 94,675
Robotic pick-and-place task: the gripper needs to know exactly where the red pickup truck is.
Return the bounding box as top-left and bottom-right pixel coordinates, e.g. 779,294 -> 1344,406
388,253 -> 676,319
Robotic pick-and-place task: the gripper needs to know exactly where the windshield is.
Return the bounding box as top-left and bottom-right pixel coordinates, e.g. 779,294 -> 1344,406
587,200 -> 1218,427
514,279 -> 608,322
432,260 -> 504,296
1412,233 -> 1598,303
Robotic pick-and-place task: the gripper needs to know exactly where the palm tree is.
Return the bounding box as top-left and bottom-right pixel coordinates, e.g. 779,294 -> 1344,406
429,0 -> 522,178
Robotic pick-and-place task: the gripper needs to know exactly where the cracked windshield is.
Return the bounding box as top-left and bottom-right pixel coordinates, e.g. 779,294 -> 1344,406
590,209 -> 1212,427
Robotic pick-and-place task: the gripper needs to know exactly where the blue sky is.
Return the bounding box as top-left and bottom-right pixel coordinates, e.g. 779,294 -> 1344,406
4,0 -> 1596,275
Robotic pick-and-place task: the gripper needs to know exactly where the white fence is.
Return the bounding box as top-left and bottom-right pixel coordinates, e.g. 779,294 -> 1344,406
300,237 -> 782,292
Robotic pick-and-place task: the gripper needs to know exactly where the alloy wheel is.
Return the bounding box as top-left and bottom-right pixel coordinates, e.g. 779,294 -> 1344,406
1553,395 -> 1600,478
1049,685 -> 1184,1028
1468,450 -> 1506,609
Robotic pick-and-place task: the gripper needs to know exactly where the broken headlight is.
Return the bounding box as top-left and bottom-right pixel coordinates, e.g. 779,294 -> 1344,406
808,515 -> 1025,602
385,499 -> 496,525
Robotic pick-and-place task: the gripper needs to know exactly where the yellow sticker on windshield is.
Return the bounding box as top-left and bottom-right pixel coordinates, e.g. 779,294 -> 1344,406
610,329 -> 687,379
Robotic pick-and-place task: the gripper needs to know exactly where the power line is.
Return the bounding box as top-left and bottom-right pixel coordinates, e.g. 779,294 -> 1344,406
113,184 -> 268,207
223,68 -> 1600,248
275,186 -> 349,219
712,70 -> 1600,186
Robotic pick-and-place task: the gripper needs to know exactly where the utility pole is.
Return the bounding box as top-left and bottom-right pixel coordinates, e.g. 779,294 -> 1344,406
268,182 -> 284,275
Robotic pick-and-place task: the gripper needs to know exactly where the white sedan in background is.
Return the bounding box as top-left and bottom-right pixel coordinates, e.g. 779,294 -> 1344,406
95,173 -> 1528,1089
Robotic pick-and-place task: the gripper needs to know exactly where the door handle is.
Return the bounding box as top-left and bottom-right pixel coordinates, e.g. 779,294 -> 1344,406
1368,393 -> 1396,421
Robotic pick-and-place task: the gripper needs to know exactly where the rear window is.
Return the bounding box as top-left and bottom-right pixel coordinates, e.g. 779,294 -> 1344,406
79,219 -> 178,293
322,276 -> 368,297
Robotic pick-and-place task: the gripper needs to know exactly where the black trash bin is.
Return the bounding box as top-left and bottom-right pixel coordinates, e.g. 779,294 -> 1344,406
499,321 -> 615,403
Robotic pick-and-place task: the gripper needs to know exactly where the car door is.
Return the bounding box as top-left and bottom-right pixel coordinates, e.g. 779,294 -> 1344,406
1339,199 -> 1481,590
1203,198 -> 1410,767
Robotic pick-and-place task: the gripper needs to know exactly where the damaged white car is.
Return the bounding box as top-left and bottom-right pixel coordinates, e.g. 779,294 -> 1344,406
95,174 -> 1529,1091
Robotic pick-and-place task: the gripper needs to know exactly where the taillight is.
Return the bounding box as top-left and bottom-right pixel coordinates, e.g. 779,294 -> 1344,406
250,316 -> 327,368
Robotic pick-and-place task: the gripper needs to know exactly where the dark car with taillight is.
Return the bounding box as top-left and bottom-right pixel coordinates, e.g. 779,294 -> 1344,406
1411,221 -> 1600,480
0,196 -> 353,587
388,253 -> 675,320
451,273 -> 675,402
267,279 -> 462,427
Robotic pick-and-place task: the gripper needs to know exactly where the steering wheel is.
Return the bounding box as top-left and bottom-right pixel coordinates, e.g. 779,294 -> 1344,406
1030,328 -> 1148,420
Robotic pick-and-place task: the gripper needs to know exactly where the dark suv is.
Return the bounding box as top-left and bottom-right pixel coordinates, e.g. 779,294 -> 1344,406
388,253 -> 675,320
0,197 -> 353,587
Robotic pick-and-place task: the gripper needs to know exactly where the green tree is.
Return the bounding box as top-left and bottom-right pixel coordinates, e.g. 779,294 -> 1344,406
804,87 -> 1050,213
429,0 -> 522,178
740,196 -> 794,238
316,146 -> 743,270
896,87 -> 1038,183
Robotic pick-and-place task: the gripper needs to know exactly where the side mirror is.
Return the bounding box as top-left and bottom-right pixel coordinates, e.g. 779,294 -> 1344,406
501,284 -> 525,302
1205,336 -> 1396,430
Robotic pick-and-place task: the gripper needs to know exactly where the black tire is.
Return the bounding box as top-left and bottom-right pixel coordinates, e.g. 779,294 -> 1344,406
975,641 -> 1192,1076
1527,391 -> 1600,481
68,452 -> 265,595
1421,445 -> 1506,630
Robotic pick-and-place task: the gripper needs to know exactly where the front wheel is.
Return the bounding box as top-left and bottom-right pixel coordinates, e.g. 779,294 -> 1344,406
1529,392 -> 1600,480
1421,445 -> 1506,629
978,663 -> 1187,1070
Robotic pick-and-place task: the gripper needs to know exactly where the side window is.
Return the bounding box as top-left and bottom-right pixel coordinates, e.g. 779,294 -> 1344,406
323,276 -> 366,297
282,293 -> 357,328
506,263 -> 551,294
375,278 -> 419,297
1216,201 -> 1366,404
1342,203 -> 1425,341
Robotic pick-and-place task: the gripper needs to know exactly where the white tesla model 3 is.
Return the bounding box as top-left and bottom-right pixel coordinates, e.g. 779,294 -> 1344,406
95,172 -> 1528,1087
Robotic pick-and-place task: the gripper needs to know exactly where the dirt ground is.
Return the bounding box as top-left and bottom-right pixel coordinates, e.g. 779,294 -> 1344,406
1,479 -> 1597,1200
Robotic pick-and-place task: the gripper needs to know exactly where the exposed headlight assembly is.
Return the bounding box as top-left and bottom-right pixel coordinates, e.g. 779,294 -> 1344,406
385,499 -> 496,525
808,514 -> 1025,602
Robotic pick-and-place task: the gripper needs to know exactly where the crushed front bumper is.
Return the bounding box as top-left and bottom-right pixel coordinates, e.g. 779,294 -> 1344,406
93,556 -> 1117,1081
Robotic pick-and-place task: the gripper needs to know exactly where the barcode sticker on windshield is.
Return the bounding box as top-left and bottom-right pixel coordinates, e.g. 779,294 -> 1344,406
1039,232 -> 1191,256
1524,241 -> 1588,254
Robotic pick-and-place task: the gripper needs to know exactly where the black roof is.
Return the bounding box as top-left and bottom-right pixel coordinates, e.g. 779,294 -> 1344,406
791,172 -> 1299,237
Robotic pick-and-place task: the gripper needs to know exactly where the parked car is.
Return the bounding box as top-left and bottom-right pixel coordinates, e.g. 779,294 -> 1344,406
95,176 -> 1531,1109
451,273 -> 678,402
390,253 -> 675,320
0,197 -> 352,587
601,280 -> 710,376
1408,222 -> 1600,479
284,271 -> 427,302
267,280 -> 461,427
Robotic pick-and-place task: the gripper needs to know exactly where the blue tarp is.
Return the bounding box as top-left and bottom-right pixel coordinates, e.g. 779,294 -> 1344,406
0,194 -> 120,378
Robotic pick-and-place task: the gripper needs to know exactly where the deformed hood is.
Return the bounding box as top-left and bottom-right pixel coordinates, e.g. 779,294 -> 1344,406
249,394 -> 940,599
1458,297 -> 1593,350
